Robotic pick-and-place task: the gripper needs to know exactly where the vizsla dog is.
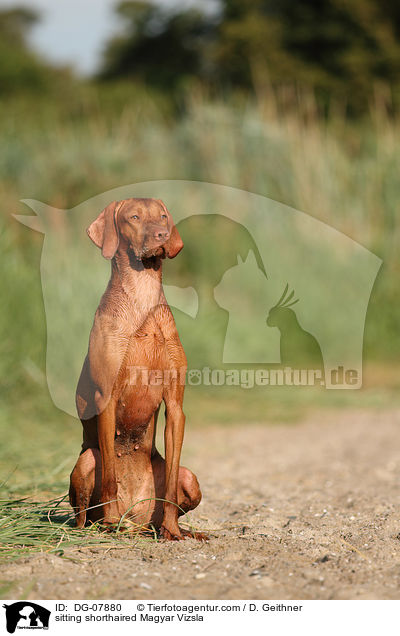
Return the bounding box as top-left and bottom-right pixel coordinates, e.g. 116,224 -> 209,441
69,198 -> 204,540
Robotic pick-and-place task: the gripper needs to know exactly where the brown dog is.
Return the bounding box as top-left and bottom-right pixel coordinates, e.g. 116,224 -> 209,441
69,198 -> 204,540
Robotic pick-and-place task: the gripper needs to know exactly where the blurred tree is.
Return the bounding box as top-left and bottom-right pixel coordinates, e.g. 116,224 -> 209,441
100,0 -> 400,114
100,1 -> 214,91
0,6 -> 54,94
213,0 -> 400,112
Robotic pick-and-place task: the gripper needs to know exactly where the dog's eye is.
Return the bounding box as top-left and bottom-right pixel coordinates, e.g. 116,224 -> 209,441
130,215 -> 139,220
161,214 -> 167,220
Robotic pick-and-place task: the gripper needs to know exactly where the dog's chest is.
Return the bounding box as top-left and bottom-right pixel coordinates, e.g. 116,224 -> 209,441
127,314 -> 167,366
115,319 -> 168,429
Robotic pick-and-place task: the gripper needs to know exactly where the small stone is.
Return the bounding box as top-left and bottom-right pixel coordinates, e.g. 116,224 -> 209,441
140,582 -> 152,590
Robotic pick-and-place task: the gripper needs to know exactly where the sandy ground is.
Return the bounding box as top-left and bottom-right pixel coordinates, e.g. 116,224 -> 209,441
4,408 -> 400,600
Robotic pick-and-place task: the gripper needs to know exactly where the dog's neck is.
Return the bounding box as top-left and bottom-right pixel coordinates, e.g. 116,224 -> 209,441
110,248 -> 163,318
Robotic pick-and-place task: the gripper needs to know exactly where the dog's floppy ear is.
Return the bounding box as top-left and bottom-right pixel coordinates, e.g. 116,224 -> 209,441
157,200 -> 183,258
87,200 -> 123,259
165,224 -> 184,258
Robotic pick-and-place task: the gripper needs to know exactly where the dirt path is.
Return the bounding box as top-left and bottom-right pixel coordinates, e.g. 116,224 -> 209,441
5,409 -> 400,599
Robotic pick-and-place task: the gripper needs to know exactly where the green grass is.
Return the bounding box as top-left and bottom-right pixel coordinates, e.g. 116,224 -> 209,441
1,84 -> 400,560
0,493 -> 160,563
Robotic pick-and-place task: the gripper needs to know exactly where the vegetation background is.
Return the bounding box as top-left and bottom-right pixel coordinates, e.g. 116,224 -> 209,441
0,0 -> 399,564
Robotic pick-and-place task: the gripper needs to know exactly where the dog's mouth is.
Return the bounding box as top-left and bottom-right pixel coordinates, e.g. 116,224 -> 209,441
128,244 -> 166,261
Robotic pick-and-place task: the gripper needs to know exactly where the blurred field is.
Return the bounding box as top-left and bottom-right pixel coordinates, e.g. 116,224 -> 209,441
1,86 -> 400,564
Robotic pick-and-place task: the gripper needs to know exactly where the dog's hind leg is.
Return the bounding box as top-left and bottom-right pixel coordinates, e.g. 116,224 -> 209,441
69,449 -> 101,528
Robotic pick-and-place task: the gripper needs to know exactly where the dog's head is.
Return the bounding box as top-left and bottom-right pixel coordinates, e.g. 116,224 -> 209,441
87,198 -> 183,260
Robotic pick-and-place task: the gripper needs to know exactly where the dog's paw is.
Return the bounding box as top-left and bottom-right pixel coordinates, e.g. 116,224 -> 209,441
159,525 -> 185,541
180,528 -> 209,541
159,525 -> 209,541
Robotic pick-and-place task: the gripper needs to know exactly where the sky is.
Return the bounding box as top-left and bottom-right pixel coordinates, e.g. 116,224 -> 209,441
0,0 -> 217,75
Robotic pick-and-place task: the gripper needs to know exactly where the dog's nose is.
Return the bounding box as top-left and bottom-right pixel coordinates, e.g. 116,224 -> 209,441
154,230 -> 170,241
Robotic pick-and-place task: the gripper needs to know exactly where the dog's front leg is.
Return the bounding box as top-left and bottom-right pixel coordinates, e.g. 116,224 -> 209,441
96,396 -> 120,524
160,397 -> 185,540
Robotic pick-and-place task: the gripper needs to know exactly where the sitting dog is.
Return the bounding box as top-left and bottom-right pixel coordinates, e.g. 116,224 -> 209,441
69,198 -> 204,540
